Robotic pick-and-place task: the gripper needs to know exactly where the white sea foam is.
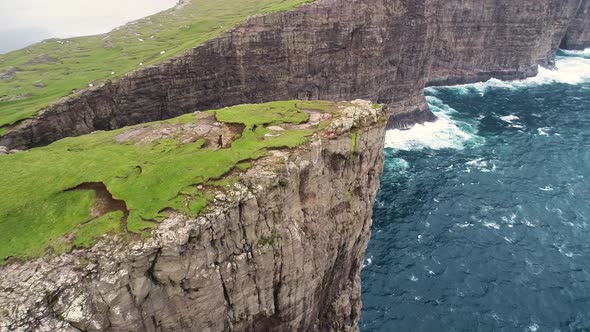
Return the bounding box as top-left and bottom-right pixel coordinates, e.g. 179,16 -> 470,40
388,158 -> 410,172
501,213 -> 520,227
537,127 -> 551,136
556,244 -> 574,258
523,218 -> 537,228
497,115 -> 523,129
465,158 -> 496,172
483,222 -> 500,230
466,158 -> 488,167
385,96 -> 481,150
499,115 -> 517,122
363,256 -> 374,268
386,54 -> 590,150
560,48 -> 590,57
426,55 -> 590,97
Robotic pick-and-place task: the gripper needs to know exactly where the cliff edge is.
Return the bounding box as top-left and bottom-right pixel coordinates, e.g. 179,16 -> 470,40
0,100 -> 386,331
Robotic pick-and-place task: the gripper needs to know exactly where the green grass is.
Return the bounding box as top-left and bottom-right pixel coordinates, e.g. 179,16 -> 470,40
0,0 -> 314,131
0,100 -> 335,264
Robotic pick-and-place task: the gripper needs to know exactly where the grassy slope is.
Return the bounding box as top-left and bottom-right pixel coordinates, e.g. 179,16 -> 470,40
0,100 -> 337,264
0,0 -> 313,134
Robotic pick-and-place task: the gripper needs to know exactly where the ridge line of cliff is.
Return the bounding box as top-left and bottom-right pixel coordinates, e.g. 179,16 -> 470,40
3,0 -> 588,149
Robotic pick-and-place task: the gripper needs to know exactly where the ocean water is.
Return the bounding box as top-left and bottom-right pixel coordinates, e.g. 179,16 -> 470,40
361,50 -> 590,331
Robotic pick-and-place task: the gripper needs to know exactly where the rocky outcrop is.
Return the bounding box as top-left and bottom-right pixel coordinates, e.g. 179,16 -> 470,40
0,101 -> 386,332
561,0 -> 590,50
0,146 -> 19,155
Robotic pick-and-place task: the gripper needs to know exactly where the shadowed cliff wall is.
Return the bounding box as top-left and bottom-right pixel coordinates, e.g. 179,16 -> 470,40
561,0 -> 590,50
428,0 -> 581,86
2,0 -> 588,149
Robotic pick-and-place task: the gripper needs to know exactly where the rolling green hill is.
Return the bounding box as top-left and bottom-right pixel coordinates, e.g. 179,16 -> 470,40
0,0 -> 313,135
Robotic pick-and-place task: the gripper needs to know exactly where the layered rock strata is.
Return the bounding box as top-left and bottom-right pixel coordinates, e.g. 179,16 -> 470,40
2,0 -> 588,148
0,101 -> 386,332
427,0 -> 582,86
561,0 -> 590,50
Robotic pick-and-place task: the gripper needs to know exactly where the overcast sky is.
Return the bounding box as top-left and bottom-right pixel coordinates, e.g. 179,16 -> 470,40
0,0 -> 177,54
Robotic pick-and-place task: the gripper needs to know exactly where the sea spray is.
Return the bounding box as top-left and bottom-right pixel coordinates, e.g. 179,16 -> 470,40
425,53 -> 590,97
384,96 -> 482,151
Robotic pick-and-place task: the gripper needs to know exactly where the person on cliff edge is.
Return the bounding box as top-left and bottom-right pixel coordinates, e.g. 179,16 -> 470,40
217,135 -> 223,149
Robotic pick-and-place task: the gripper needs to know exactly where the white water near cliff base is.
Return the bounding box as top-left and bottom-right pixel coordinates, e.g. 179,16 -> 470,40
385,53 -> 590,151
362,50 -> 590,331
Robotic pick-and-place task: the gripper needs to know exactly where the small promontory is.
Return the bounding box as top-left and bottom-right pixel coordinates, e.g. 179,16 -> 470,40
0,100 -> 386,331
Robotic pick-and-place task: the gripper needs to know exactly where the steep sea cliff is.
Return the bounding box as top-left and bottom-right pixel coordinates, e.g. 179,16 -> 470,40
1,101 -> 386,331
1,0 -> 587,149
1,0 -> 590,331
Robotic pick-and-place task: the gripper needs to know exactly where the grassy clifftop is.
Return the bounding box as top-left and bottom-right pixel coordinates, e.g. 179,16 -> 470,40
0,100 -> 341,265
0,0 -> 313,135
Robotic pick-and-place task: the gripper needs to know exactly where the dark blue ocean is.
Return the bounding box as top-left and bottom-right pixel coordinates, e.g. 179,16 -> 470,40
361,50 -> 590,332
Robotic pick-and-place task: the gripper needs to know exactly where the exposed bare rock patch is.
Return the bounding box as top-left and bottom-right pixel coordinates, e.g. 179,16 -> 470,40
0,93 -> 31,103
114,113 -> 245,147
102,36 -> 113,49
25,54 -> 57,65
0,67 -> 17,81
175,0 -> 192,10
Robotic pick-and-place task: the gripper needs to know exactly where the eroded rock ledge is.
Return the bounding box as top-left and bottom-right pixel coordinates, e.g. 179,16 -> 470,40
0,101 -> 386,332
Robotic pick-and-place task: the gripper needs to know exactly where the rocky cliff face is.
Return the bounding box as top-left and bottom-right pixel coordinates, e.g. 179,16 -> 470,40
427,0 -> 582,86
2,1 -> 590,331
561,0 -> 590,50
0,0 -> 436,149
2,0 -> 588,148
0,101 -> 385,332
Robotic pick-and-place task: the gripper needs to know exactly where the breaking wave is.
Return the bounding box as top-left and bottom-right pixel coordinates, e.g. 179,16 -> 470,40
425,54 -> 590,96
384,96 -> 481,151
387,50 -> 590,152
558,48 -> 590,59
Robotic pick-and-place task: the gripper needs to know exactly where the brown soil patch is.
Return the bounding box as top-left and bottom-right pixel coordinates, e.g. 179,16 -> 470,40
66,182 -> 129,227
